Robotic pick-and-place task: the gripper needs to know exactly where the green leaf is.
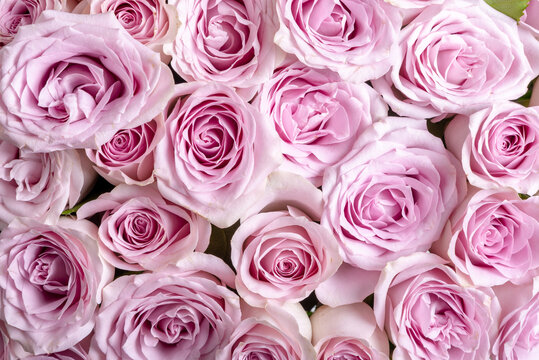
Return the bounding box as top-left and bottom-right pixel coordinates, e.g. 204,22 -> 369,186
519,193 -> 531,200
484,0 -> 530,21
61,202 -> 85,216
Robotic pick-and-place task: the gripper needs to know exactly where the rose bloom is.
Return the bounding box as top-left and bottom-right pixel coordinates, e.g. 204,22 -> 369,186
0,218 -> 114,355
75,0 -> 177,62
521,0 -> 539,37
216,301 -> 316,360
0,139 -> 95,229
322,118 -> 466,270
254,59 -> 387,186
372,0 -> 535,119
432,188 -> 539,287
384,0 -> 444,9
492,282 -> 539,359
16,343 -> 88,360
0,0 -> 70,47
165,0 -> 278,95
90,253 -> 241,360
445,103 -> 539,196
311,303 -> 389,360
77,184 -> 211,271
231,172 -> 342,306
154,83 -> 281,228
274,0 -> 401,83
0,10 -> 174,152
85,114 -> 164,186
374,252 -> 499,360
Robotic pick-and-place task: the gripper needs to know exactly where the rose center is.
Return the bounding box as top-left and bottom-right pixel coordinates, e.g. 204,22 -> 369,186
28,251 -> 69,295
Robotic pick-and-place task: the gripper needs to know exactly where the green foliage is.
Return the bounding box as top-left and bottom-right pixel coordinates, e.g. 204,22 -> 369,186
484,0 -> 530,21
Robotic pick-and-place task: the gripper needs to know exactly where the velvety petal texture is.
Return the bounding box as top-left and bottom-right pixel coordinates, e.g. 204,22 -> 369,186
77,184 -> 211,271
254,59 -> 387,186
275,0 -> 402,82
372,0 -> 535,119
445,103 -> 539,196
0,10 -> 174,151
432,188 -> 539,287
0,218 -> 114,356
322,117 -> 466,270
90,253 -> 241,360
0,139 -> 96,229
374,253 -> 499,360
154,83 -> 282,228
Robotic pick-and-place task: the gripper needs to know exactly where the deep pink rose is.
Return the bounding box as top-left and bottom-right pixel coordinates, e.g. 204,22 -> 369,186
165,0 -> 279,95
253,59 -> 387,186
0,140 -> 96,229
0,0 -> 68,46
77,184 -> 211,271
154,83 -> 281,228
231,172 -> 342,306
432,188 -> 539,287
85,115 -> 164,186
321,118 -> 466,270
311,303 -> 389,360
372,0 -> 535,119
0,11 -> 174,151
374,253 -> 500,360
492,282 -> 539,359
90,253 -> 241,360
216,302 -> 316,360
274,0 -> 402,82
0,218 -> 114,355
445,103 -> 539,195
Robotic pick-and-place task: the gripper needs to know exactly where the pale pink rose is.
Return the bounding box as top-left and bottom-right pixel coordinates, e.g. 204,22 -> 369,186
274,0 -> 402,83
374,253 -> 500,360
154,83 -> 282,228
20,344 -> 88,360
253,59 -> 387,186
445,103 -> 539,195
76,0 -> 177,62
491,282 -> 539,359
311,303 -> 389,360
521,0 -> 539,37
0,0 -> 69,46
216,302 -> 316,360
0,140 -> 96,229
231,172 -> 342,306
0,11 -> 174,152
372,0 -> 535,119
85,115 -> 165,186
165,0 -> 279,95
77,184 -> 211,271
432,188 -> 539,287
0,218 -> 114,355
322,118 -> 466,270
384,0 -> 444,9
90,253 -> 241,360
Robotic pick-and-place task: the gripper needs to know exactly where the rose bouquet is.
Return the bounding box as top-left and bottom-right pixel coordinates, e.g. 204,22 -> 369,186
0,0 -> 537,359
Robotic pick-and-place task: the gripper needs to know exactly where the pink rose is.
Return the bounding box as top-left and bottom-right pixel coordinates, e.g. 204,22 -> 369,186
77,184 -> 211,271
274,0 -> 402,82
231,172 -> 342,306
0,218 -> 114,355
0,0 -> 68,46
165,0 -> 279,95
372,0 -> 535,119
492,282 -> 539,359
90,253 -> 241,360
432,188 -> 539,287
253,59 -> 387,186
384,0 -> 444,9
521,0 -> 539,37
85,115 -> 164,186
445,103 -> 539,195
0,140 -> 96,229
322,118 -> 466,270
0,11 -> 174,152
80,0 -> 177,62
154,83 -> 281,228
216,302 -> 316,360
311,303 -> 389,360
374,253 -> 499,360
20,344 -> 88,360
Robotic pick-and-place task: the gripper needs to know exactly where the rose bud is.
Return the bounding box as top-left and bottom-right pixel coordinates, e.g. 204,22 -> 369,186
77,184 -> 211,271
0,218 -> 114,355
